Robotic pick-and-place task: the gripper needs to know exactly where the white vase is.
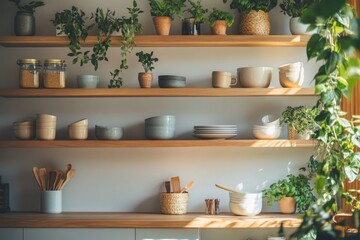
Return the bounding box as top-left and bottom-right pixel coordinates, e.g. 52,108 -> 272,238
289,17 -> 314,35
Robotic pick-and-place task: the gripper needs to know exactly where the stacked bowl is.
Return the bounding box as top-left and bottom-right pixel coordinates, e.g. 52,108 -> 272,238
68,118 -> 88,140
145,115 -> 175,140
253,114 -> 281,139
278,62 -> 304,88
13,120 -> 35,140
36,114 -> 57,140
158,75 -> 186,88
229,191 -> 263,216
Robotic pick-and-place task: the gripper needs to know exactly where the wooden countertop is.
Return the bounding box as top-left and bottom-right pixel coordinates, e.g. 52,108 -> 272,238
0,212 -> 302,228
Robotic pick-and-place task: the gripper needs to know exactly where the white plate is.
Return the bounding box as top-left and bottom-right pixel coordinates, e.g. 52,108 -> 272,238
193,133 -> 237,139
193,130 -> 237,134
194,125 -> 237,129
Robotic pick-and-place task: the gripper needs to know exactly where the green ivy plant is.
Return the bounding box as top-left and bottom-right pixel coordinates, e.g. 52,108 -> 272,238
136,51 -> 159,73
222,0 -> 277,13
108,0 -> 143,88
149,0 -> 186,19
289,0 -> 360,239
8,0 -> 44,13
263,167 -> 315,213
280,105 -> 319,135
185,0 -> 208,23
208,8 -> 234,27
279,0 -> 313,18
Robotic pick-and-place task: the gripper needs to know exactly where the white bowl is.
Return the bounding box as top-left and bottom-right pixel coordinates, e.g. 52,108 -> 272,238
279,67 -> 304,88
237,67 -> 273,88
261,114 -> 280,126
69,118 -> 88,127
278,62 -> 303,71
229,200 -> 262,216
253,125 -> 281,139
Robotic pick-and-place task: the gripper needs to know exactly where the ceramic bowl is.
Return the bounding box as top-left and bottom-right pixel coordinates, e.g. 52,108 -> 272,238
145,126 -> 176,140
13,125 -> 36,140
36,127 -> 56,140
68,125 -> 88,140
261,114 -> 280,126
230,191 -> 263,199
95,125 -> 123,140
145,115 -> 176,127
77,75 -> 100,88
229,198 -> 262,216
13,120 -> 35,127
237,67 -> 273,88
158,75 -> 186,88
279,67 -> 304,88
69,118 -> 88,127
253,125 -> 281,139
278,62 -> 303,71
36,114 -> 57,122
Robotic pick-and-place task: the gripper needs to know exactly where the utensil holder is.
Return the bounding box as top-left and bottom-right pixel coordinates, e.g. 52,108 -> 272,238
41,190 -> 62,213
160,192 -> 188,215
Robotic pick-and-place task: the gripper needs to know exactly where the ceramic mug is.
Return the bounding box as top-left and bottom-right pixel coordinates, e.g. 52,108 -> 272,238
212,71 -> 237,88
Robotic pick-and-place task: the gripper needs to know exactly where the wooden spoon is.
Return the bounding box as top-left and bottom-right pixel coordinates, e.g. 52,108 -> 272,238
180,180 -> 194,193
32,167 -> 41,189
171,176 -> 181,193
60,169 -> 75,190
215,183 -> 241,193
39,168 -> 47,191
53,170 -> 63,190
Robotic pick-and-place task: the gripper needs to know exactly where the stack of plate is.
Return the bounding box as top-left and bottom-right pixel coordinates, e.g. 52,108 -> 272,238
193,125 -> 237,139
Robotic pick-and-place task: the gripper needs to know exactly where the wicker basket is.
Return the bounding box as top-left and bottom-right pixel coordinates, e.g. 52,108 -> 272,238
160,192 -> 188,215
287,127 -> 297,139
238,10 -> 270,35
288,127 -> 311,140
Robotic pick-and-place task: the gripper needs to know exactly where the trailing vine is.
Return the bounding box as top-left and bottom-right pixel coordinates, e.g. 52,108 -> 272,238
291,0 -> 360,239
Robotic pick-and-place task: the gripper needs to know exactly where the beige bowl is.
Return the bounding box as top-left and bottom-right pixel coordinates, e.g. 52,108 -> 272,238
278,62 -> 303,71
37,114 -> 57,122
70,118 -> 88,127
36,127 -> 56,140
253,125 -> 281,139
13,120 -> 35,127
68,125 -> 88,140
13,125 -> 36,140
237,67 -> 273,88
279,67 -> 304,88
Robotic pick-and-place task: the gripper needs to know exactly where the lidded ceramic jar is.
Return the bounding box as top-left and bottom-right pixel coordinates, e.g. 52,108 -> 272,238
17,59 -> 42,88
43,59 -> 67,88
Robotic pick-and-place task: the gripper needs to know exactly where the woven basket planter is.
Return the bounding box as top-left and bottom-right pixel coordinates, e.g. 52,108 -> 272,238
238,10 -> 270,35
160,192 -> 188,215
287,127 -> 311,140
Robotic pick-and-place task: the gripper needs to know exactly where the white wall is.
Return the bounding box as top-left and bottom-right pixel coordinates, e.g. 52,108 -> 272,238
0,0 -> 319,221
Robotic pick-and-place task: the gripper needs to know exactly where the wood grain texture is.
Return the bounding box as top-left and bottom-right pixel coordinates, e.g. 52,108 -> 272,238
0,212 -> 303,228
0,88 -> 317,98
0,35 -> 310,47
0,140 -> 316,148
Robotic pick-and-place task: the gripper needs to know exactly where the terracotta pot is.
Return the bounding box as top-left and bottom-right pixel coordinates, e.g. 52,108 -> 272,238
238,10 -> 270,35
279,197 -> 296,214
211,20 -> 227,35
138,72 -> 153,88
152,16 -> 172,35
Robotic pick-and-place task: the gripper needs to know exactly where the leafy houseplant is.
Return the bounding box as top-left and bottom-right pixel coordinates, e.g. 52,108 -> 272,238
208,8 -> 234,35
280,105 -> 318,139
263,168 -> 315,213
136,51 -> 159,88
182,0 -> 208,35
279,0 -> 314,35
149,0 -> 186,35
9,0 -> 45,36
223,0 -> 277,35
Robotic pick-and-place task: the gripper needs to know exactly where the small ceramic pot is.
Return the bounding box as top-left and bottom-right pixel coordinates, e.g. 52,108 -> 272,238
14,11 -> 35,36
289,17 -> 313,35
153,16 -> 172,35
211,20 -> 227,35
278,197 -> 296,214
138,72 -> 153,88
77,75 -> 99,88
182,18 -> 200,35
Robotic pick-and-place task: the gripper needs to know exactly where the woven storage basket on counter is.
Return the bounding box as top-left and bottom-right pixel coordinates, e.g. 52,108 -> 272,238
160,192 -> 188,215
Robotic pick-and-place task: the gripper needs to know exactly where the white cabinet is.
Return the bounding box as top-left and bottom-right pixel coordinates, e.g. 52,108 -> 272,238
136,229 -> 199,240
0,228 -> 23,240
24,228 -> 134,240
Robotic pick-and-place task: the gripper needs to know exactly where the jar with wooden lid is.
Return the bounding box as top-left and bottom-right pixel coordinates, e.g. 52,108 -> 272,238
43,59 -> 67,88
17,59 -> 41,88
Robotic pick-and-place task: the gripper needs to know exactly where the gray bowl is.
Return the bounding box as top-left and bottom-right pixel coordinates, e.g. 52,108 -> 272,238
77,75 -> 100,88
145,115 -> 175,127
158,75 -> 186,88
237,67 -> 272,88
145,126 -> 175,140
95,125 -> 123,140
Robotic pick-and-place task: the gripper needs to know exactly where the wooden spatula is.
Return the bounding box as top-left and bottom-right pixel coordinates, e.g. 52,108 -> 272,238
171,176 -> 181,193
32,167 -> 41,189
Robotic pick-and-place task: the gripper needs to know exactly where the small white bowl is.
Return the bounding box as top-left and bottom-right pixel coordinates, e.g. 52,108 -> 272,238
278,62 -> 303,71
261,114 -> 280,126
253,125 -> 281,139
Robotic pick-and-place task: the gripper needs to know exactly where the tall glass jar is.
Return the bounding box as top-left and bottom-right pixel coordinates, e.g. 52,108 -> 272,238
17,59 -> 41,88
43,59 -> 67,88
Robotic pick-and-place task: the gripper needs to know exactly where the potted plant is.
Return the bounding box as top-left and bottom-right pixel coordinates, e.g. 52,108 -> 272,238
182,0 -> 208,35
208,8 -> 234,35
263,168 -> 315,214
136,51 -> 159,88
279,0 -> 314,35
9,0 -> 45,36
149,0 -> 186,35
280,105 -> 318,140
223,0 -> 277,35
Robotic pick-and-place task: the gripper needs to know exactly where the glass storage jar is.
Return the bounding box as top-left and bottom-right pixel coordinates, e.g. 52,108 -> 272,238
43,59 -> 67,88
17,59 -> 41,88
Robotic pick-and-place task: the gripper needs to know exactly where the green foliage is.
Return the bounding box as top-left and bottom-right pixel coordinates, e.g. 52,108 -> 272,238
136,51 -> 159,73
8,0 -> 44,13
208,8 -> 234,27
223,0 -> 277,13
149,0 -> 186,19
186,0 -> 208,23
279,0 -> 314,18
289,1 -> 360,239
280,105 -> 319,135
263,168 -> 315,213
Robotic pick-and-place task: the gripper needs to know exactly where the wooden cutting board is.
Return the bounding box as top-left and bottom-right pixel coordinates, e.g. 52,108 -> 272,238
171,176 -> 180,193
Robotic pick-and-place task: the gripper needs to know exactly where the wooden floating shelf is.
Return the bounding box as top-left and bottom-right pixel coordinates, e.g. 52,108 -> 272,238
0,212 -> 303,228
0,140 -> 315,148
0,35 -> 310,47
0,88 -> 316,98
